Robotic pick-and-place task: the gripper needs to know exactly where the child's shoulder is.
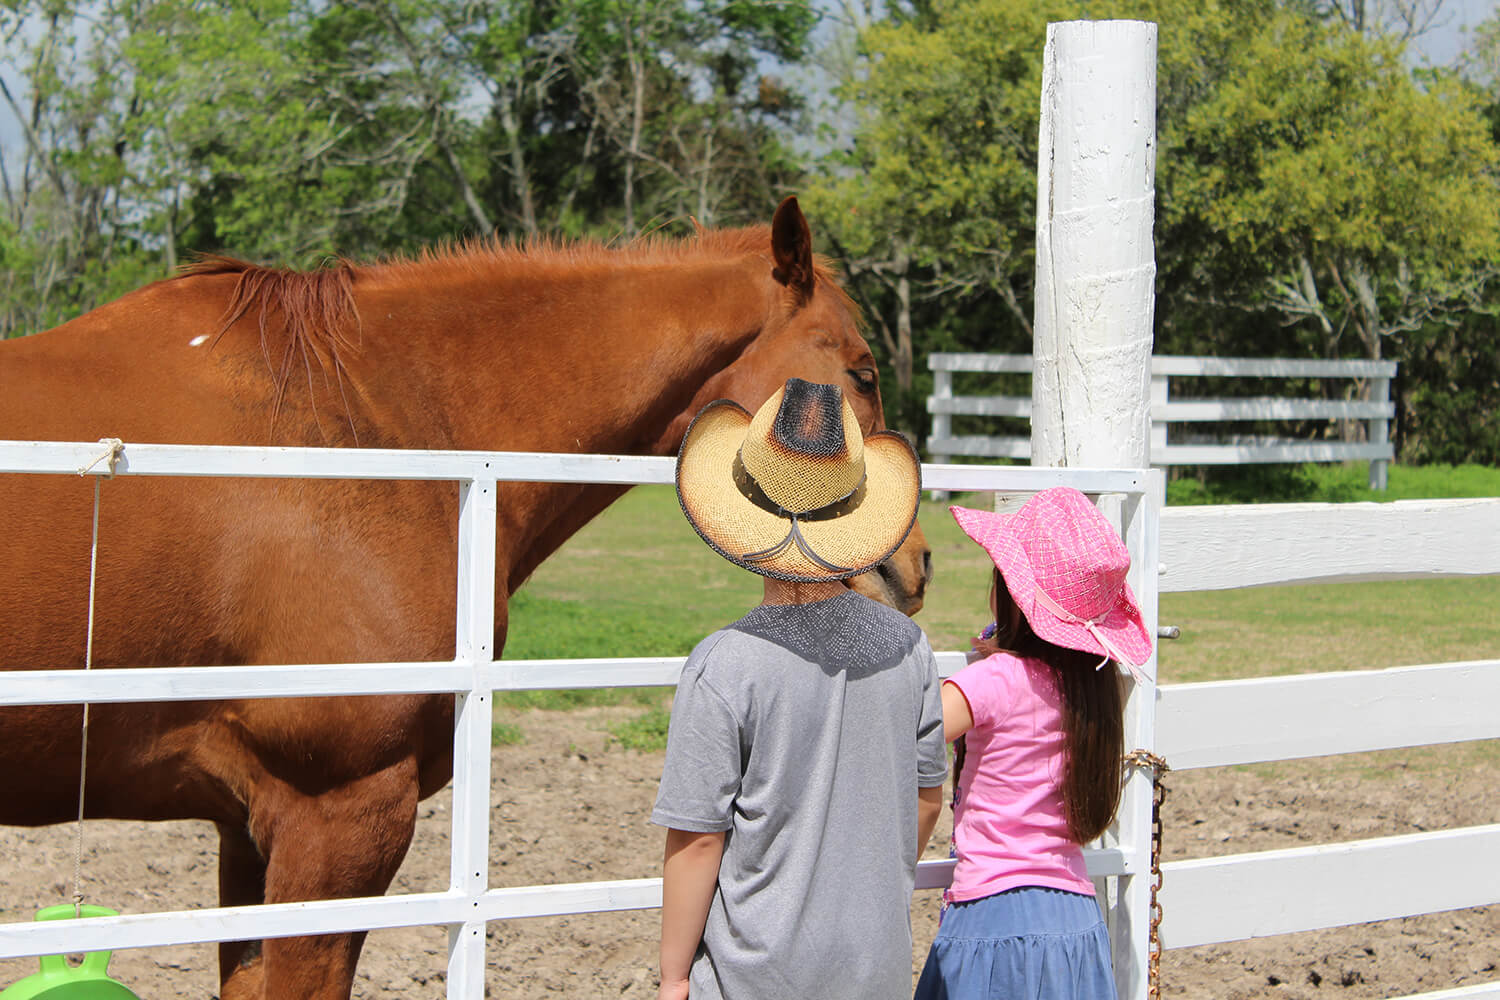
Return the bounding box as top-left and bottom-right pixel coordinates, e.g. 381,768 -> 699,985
953,649 -> 1037,686
843,590 -> 925,639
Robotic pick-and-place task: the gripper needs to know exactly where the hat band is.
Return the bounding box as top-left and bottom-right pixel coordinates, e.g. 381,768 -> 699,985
740,518 -> 856,574
731,453 -> 867,574
732,453 -> 867,521
1030,586 -> 1153,685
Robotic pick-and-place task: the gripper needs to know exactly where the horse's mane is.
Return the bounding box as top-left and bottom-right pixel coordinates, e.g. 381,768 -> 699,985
176,223 -> 856,438
180,254 -> 362,440
364,222 -> 847,292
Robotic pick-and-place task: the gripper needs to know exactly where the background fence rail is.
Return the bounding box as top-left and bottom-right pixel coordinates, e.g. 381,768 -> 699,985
927,353 -> 1398,488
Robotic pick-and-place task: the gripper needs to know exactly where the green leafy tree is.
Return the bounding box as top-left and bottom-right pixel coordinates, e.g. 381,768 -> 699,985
805,0 -> 1065,410
1,0 -> 824,338
1162,12 -> 1499,365
808,0 -> 1500,455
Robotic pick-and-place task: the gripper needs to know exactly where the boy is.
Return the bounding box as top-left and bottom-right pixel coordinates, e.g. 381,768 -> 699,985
654,377 -> 946,1000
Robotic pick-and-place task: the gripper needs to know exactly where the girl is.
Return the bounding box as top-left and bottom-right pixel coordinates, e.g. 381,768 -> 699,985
914,486 -> 1153,1000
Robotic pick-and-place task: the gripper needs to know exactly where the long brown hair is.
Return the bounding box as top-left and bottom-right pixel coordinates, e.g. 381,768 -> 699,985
955,568 -> 1126,844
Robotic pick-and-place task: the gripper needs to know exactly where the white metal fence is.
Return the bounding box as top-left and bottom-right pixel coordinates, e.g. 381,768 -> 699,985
927,353 -> 1398,488
2,440 -> 1497,1000
0,441 -> 1161,999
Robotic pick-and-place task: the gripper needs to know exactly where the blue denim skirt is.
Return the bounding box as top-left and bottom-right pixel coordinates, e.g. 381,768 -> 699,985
913,886 -> 1118,1000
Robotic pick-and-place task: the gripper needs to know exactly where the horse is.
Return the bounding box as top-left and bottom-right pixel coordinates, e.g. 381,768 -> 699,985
0,197 -> 932,999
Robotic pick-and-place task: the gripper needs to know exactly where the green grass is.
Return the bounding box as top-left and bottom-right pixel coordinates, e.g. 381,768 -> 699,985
495,466 -> 1500,750
610,705 -> 672,751
1157,576 -> 1500,683
1165,460 -> 1500,506
491,721 -> 525,746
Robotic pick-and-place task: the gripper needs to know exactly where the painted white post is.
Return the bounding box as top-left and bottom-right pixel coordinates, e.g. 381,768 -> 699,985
930,364 -> 954,500
1032,20 -> 1158,1000
1032,21 -> 1157,473
1369,375 -> 1391,491
1149,371 -> 1169,466
931,366 -> 953,466
448,476 -> 498,999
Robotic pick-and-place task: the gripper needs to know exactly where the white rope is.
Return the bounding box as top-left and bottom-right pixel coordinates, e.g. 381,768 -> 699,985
72,439 -> 121,914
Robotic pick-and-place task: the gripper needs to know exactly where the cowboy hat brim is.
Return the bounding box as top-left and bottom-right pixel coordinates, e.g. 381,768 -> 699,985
677,399 -> 921,582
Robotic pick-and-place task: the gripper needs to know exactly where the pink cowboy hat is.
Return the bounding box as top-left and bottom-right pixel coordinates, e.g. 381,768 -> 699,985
951,487 -> 1153,677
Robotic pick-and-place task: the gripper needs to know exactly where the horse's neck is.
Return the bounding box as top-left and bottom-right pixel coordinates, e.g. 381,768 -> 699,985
364,254 -> 773,591
386,256 -> 770,457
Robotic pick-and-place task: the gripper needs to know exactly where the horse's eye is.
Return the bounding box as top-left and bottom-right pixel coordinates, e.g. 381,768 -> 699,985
849,368 -> 878,395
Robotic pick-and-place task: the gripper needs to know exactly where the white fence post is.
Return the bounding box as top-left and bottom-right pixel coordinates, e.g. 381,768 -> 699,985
449,477 -> 498,999
1149,372 -> 1169,464
1032,19 -> 1158,1000
1370,375 -> 1391,490
931,366 -> 953,500
931,367 -> 953,467
1031,21 -> 1157,474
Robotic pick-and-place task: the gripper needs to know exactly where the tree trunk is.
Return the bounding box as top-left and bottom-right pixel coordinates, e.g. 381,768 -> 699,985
495,99 -> 535,235
893,255 -> 914,397
623,37 -> 645,236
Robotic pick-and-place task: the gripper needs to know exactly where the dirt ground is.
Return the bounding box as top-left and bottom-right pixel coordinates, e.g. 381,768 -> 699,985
1,705 -> 1495,999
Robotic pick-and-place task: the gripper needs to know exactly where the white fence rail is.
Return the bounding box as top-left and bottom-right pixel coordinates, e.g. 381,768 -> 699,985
1155,657 -> 1500,951
0,442 -> 1161,998
1153,495 -> 1500,998
927,353 -> 1398,488
3,442 -> 1497,999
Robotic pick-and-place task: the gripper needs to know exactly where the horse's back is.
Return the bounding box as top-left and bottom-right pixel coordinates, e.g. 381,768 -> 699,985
0,273 -> 457,672
0,274 -> 458,825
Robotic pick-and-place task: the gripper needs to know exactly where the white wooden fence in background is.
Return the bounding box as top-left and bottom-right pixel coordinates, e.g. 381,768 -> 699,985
927,353 -> 1398,488
1,441 -> 1496,1000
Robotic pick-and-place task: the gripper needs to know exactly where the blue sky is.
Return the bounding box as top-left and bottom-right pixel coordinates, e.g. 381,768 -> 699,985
1413,0 -> 1497,63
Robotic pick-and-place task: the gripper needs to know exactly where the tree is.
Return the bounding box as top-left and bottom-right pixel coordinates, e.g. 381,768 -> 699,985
565,0 -> 816,235
804,0 -> 1067,414
807,0 -> 1500,454
1161,13 -> 1499,366
1,0 -> 825,340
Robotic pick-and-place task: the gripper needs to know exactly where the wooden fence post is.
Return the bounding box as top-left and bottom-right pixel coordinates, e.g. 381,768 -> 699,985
1150,370 -> 1169,465
1031,20 -> 1157,475
931,366 -> 953,500
1369,376 -> 1391,491
1032,20 -> 1159,1000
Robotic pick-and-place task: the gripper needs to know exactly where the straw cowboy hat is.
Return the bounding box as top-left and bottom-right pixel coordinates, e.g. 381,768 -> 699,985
676,378 -> 921,582
951,487 -> 1154,681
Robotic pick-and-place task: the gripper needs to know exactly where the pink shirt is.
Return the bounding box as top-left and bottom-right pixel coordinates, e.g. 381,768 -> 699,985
944,651 -> 1094,903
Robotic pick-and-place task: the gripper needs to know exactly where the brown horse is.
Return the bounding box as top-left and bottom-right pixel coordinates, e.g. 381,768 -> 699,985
0,197 -> 931,998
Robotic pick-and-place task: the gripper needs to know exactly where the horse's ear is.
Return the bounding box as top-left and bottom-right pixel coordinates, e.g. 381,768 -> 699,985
771,196 -> 815,305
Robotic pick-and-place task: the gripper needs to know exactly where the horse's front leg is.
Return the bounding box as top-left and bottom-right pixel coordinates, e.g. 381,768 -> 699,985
219,757 -> 421,1000
217,821 -> 268,997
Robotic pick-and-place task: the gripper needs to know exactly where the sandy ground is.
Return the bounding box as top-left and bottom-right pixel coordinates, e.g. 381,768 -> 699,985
1,705 -> 1495,999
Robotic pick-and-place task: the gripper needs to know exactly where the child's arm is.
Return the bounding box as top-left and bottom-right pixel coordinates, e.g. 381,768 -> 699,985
941,679 -> 975,743
916,784 -> 943,861
659,827 -> 725,1000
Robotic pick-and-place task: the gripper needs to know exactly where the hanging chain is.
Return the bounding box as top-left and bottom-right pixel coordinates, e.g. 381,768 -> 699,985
73,439 -> 123,914
1124,748 -> 1170,1000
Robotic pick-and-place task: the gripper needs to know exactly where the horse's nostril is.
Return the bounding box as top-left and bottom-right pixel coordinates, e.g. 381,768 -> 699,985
922,550 -> 934,582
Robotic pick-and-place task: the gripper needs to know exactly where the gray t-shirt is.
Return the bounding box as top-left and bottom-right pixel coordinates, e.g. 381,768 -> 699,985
651,590 -> 947,1000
